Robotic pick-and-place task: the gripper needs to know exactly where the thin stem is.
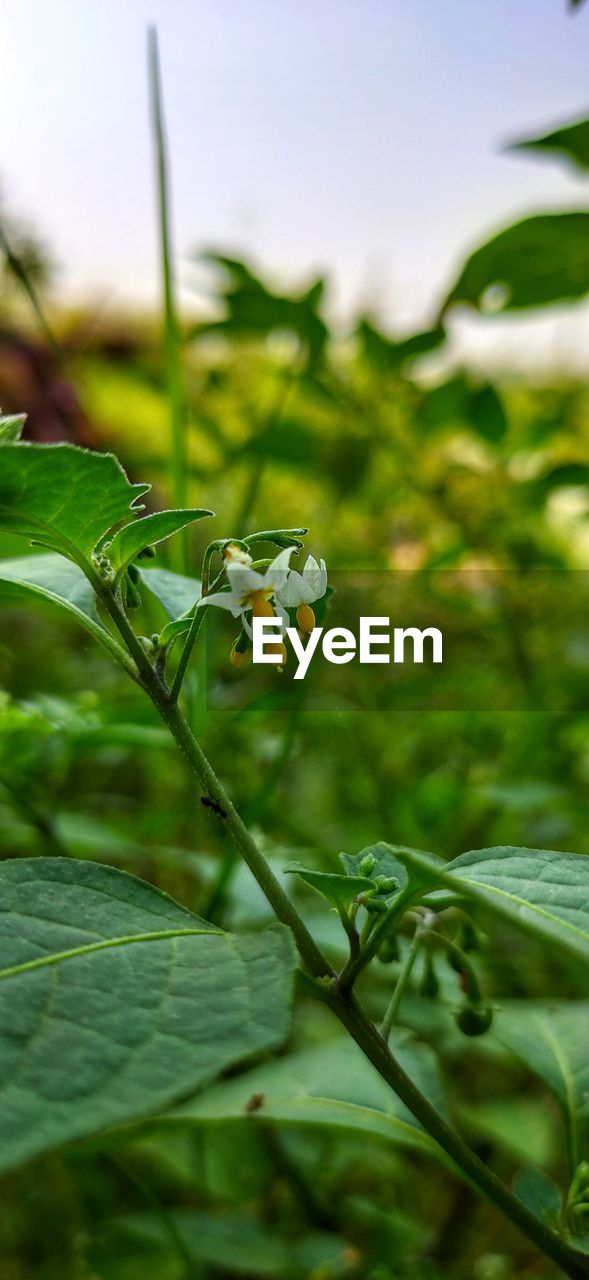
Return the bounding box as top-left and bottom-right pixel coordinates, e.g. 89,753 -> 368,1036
104,587 -> 589,1278
328,990 -> 589,1280
339,893 -> 413,991
381,921 -> 422,1041
0,217 -> 63,361
170,565 -> 224,704
170,607 -> 206,703
148,27 -> 187,566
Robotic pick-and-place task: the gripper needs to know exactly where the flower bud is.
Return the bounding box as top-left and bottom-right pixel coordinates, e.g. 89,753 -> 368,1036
230,643 -> 252,669
377,935 -> 400,964
296,603 -> 316,633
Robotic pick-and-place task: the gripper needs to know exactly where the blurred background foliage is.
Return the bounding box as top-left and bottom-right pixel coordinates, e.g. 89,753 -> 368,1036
2,61 -> 589,1280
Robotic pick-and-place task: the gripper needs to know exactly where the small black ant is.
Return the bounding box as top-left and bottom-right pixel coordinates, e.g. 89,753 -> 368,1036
200,795 -> 227,819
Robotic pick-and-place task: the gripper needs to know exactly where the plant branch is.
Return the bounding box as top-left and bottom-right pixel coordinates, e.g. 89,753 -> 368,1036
105,587 -> 589,1279
381,919 -> 423,1041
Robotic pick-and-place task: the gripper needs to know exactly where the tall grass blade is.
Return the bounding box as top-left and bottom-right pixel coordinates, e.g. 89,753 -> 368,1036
148,27 -> 188,569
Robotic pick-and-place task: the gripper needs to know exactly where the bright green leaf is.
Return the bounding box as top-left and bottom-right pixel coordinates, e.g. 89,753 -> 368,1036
0,413 -> 26,443
0,857 -> 295,1173
284,862 -> 374,908
107,508 -> 213,576
0,554 -> 132,670
340,843 -> 410,908
0,442 -> 149,565
445,213 -> 589,312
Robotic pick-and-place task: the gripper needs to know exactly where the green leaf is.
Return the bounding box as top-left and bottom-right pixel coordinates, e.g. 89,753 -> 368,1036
0,412 -> 26,443
0,554 -> 132,670
508,116 -> 589,172
111,1210 -> 347,1278
164,1035 -> 446,1160
392,845 -> 589,963
513,1166 -> 563,1228
106,508 -> 213,576
137,564 -> 200,621
340,843 -> 410,908
0,857 -> 295,1173
0,442 -> 149,565
445,213 -> 589,312
357,318 -> 446,372
284,862 -> 374,908
494,1001 -> 589,1125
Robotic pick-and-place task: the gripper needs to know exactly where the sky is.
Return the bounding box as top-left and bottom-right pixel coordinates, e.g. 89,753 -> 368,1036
2,0 -> 589,371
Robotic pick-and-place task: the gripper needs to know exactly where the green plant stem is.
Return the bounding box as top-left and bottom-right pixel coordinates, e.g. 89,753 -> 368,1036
170,564 -> 225,704
148,27 -> 187,565
326,987 -> 589,1280
104,587 -> 589,1279
339,893 -> 413,991
0,217 -> 63,361
381,922 -> 422,1041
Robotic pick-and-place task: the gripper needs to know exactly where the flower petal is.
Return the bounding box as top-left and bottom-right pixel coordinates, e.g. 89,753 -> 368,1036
197,590 -> 243,618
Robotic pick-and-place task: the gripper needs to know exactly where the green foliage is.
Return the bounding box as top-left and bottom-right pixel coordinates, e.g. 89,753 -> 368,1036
106,509 -> 212,576
508,115 -> 589,172
170,1034 -> 447,1157
495,1002 -> 589,1130
0,858 -> 295,1173
0,554 -> 132,667
445,213 -> 589,311
0,441 -> 149,564
394,844 -> 589,963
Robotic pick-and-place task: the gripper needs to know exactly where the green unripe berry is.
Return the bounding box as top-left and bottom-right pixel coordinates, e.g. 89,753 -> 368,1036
455,1000 -> 493,1037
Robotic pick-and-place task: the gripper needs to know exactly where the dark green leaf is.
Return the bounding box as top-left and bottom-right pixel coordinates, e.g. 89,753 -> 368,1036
513,1166 -> 563,1227
469,385 -> 508,444
0,857 -> 295,1172
358,319 -> 446,372
0,443 -> 149,565
113,1210 -> 347,1278
106,508 -> 213,575
193,253 -> 328,363
508,116 -> 589,171
445,213 -> 589,312
137,565 -> 200,620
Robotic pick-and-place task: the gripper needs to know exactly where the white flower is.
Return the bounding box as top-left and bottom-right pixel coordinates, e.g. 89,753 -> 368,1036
198,545 -> 295,628
276,554 -> 327,608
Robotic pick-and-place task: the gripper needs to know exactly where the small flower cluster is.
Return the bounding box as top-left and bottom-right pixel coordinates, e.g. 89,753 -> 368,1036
198,542 -> 328,669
